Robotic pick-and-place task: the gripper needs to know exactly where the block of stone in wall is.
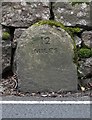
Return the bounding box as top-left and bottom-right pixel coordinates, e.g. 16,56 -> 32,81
53,2 -> 90,26
78,57 -> 92,87
78,58 -> 92,78
2,2 -> 50,27
15,24 -> 77,92
82,31 -> 92,48
14,29 -> 26,41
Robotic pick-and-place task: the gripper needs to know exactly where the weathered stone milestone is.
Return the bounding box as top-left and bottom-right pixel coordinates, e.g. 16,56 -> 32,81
15,24 -> 77,92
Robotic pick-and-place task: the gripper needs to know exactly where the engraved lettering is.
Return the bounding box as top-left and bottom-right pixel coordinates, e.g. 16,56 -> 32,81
32,36 -> 57,54
33,48 -> 58,54
44,37 -> 50,44
34,48 -> 40,53
41,36 -> 50,44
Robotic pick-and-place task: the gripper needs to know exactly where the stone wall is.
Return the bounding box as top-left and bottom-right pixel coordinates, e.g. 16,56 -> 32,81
1,2 -> 92,89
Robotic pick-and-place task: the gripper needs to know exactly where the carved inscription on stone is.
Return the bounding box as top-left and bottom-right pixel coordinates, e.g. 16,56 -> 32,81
32,36 -> 58,54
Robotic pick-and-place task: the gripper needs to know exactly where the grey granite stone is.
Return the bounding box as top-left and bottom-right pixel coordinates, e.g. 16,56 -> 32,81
2,2 -> 50,27
82,31 -> 92,48
53,2 -> 90,26
14,28 -> 26,40
15,24 -> 77,92
79,57 -> 92,78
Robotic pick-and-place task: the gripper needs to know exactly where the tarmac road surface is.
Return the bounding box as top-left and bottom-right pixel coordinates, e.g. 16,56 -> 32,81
0,96 -> 91,119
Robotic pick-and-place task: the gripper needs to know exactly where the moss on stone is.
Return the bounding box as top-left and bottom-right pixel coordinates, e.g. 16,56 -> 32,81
2,32 -> 10,40
78,48 -> 92,58
71,2 -> 89,6
34,20 -> 81,35
68,0 -> 89,5
34,20 -> 65,29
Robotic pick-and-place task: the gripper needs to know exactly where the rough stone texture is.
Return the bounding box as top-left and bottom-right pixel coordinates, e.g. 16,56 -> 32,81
15,25 -> 77,92
74,35 -> 82,47
53,2 -> 90,26
82,31 -> 92,48
14,29 -> 26,40
79,58 -> 92,78
2,2 -> 50,27
78,57 -> 92,87
80,78 -> 91,87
